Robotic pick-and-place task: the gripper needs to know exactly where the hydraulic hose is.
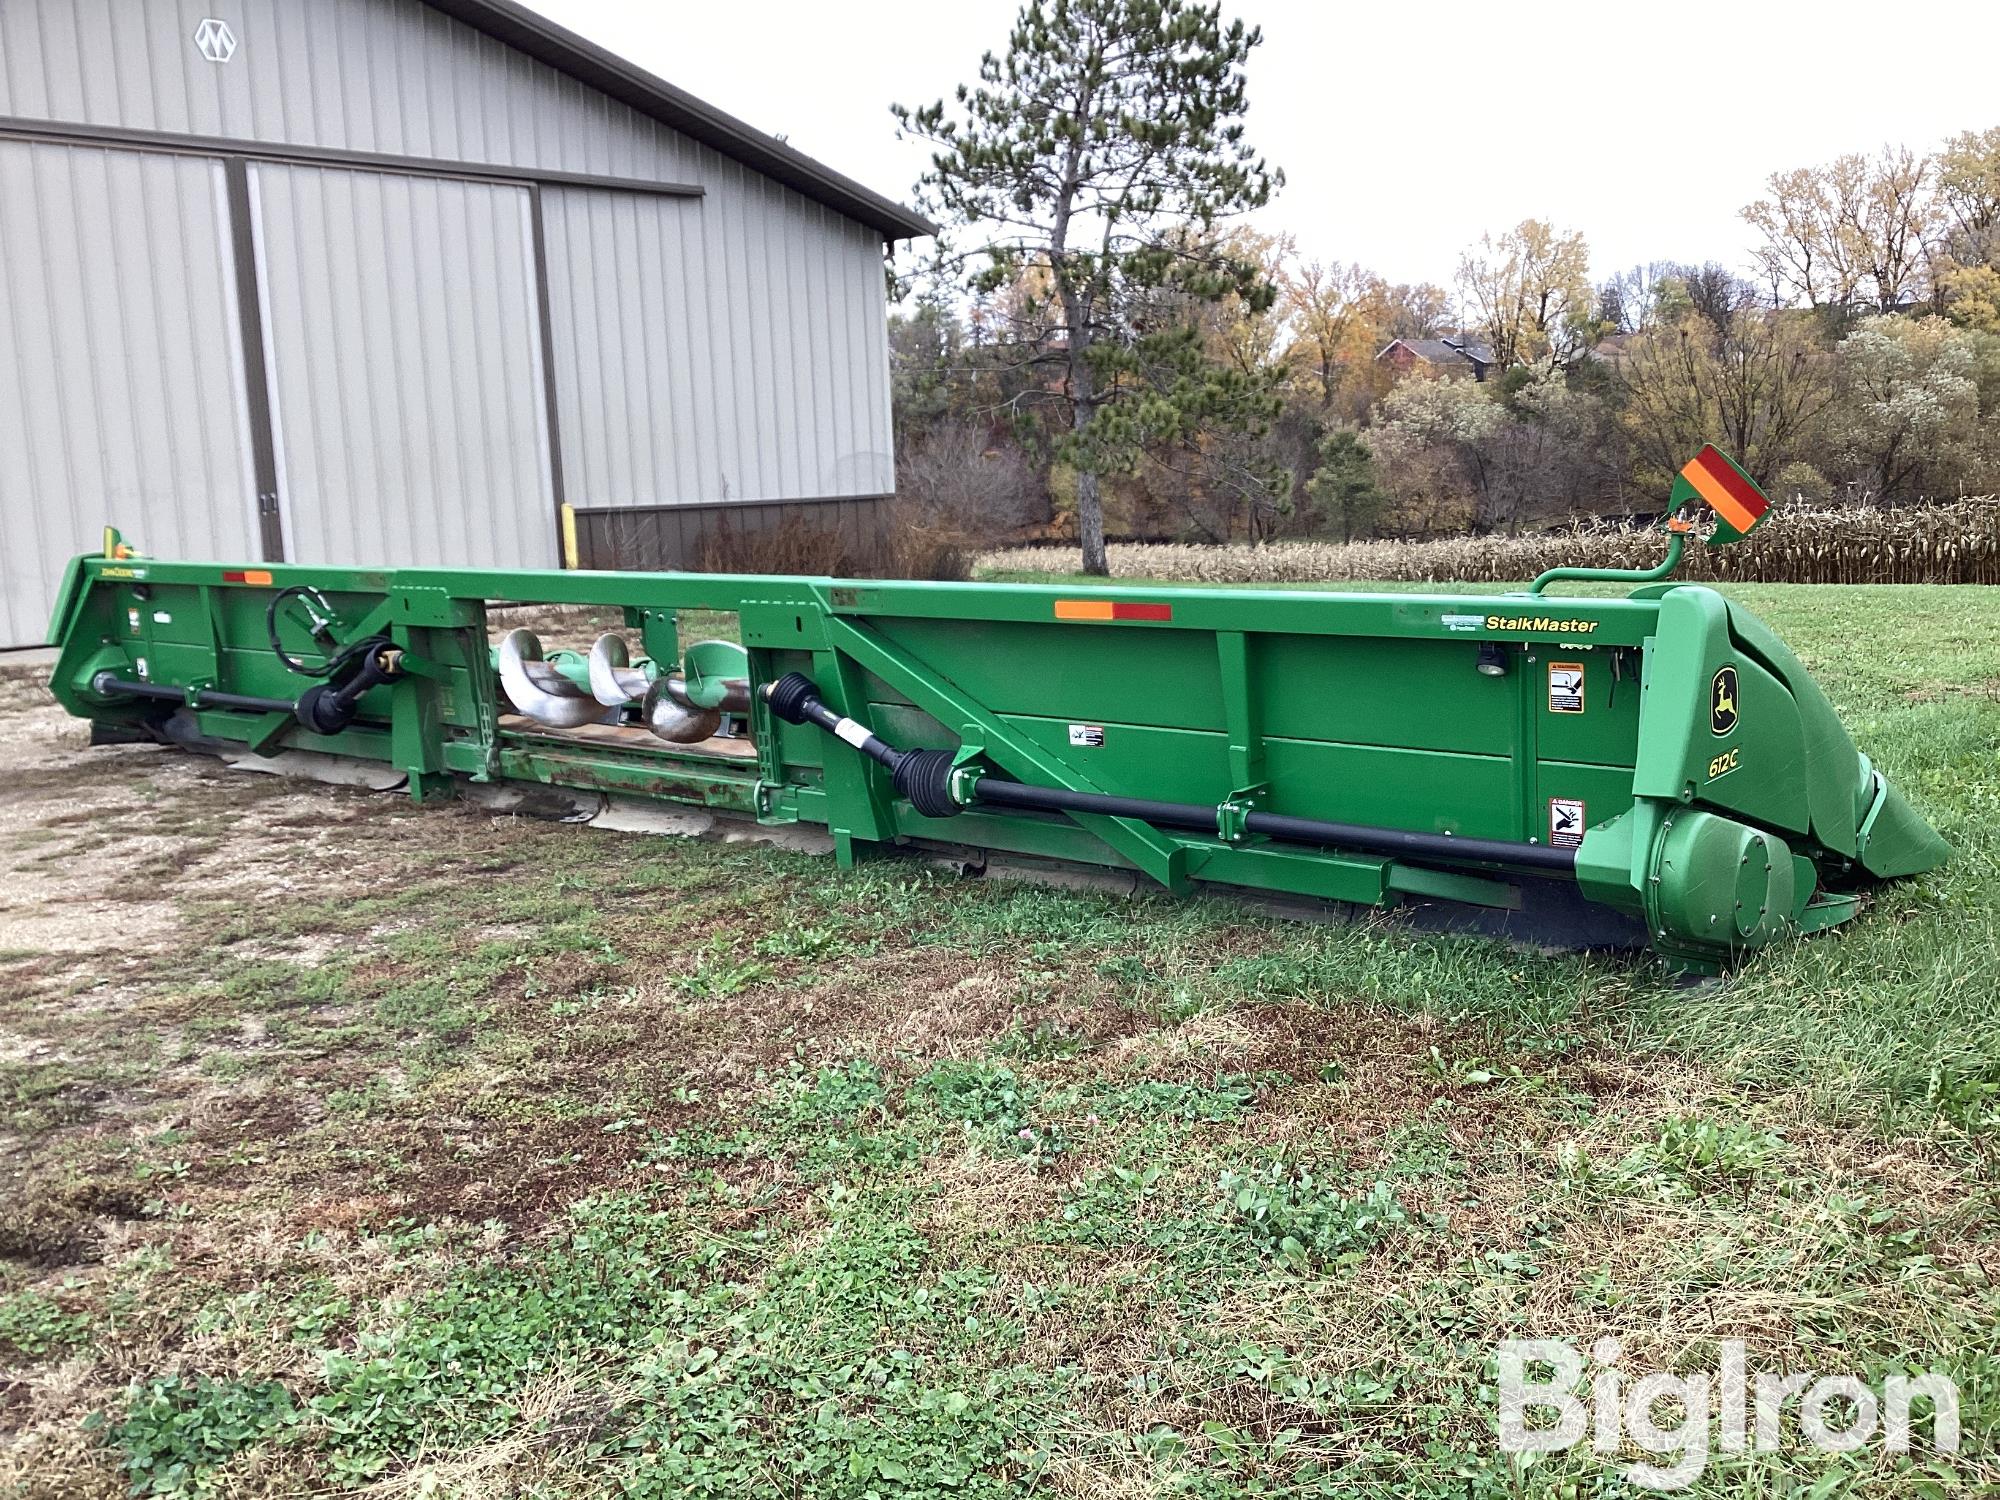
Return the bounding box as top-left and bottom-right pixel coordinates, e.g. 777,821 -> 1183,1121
761,672 -> 1577,876
91,640 -> 403,736
90,675 -> 295,716
1245,810 -> 1574,873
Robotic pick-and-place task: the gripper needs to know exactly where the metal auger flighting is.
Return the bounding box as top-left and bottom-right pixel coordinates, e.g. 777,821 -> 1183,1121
496,629 -> 749,743
497,629 -> 606,729
587,633 -> 654,706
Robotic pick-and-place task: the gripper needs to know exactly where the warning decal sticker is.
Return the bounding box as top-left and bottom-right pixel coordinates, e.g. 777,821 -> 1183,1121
1548,662 -> 1585,714
1068,724 -> 1105,747
1549,797 -> 1586,849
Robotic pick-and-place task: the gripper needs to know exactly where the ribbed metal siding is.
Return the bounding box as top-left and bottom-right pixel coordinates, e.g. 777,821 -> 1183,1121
540,186 -> 706,507
541,175 -> 892,507
0,0 -> 899,617
250,162 -> 555,569
0,138 -> 258,645
0,0 -> 707,182
0,0 -> 897,499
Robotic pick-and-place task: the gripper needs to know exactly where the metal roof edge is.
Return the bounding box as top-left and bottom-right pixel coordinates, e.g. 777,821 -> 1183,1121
424,0 -> 936,242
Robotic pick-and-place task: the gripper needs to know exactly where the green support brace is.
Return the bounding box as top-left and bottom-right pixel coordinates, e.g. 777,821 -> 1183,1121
818,613 -> 1193,893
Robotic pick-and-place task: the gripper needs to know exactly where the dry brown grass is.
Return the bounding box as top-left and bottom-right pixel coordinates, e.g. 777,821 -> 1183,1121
4,629 -> 1995,1493
699,506 -> 971,581
980,498 -> 2000,585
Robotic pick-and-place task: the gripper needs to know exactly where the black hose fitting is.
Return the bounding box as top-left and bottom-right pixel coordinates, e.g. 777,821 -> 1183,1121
893,748 -> 960,819
765,674 -> 964,818
294,641 -> 399,734
763,672 -> 819,726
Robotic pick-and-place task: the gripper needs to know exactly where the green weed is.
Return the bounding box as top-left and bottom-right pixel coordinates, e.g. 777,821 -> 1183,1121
1220,1163 -> 1408,1273
672,945 -> 770,998
0,1285 -> 91,1357
771,1058 -> 888,1125
92,1375 -> 297,1495
1093,1073 -> 1267,1123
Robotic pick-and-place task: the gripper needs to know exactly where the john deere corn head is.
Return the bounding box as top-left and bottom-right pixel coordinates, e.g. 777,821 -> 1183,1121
44,451 -> 1946,974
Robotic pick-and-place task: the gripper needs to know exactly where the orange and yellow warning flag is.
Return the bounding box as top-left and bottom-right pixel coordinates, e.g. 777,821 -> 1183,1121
1671,444 -> 1773,544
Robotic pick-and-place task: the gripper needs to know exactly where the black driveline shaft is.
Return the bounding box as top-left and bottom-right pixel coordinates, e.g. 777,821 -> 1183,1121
762,672 -> 1576,876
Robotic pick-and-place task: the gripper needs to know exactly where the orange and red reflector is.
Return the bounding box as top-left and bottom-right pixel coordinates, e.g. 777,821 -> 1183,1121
222,569 -> 275,586
1678,445 -> 1770,536
1053,599 -> 1173,623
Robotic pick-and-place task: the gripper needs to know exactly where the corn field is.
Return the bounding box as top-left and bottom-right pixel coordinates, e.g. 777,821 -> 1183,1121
977,500 -> 2000,586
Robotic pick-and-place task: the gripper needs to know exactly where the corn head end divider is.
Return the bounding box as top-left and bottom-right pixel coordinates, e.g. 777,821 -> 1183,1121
46,452 -> 1947,975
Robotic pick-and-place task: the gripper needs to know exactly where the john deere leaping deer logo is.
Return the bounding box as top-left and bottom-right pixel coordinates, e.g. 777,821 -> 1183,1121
1711,666 -> 1739,735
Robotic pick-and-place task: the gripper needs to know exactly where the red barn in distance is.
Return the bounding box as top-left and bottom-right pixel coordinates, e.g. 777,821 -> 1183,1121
1375,335 -> 1499,382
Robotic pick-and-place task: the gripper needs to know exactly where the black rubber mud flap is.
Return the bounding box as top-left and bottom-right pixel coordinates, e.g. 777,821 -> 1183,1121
89,718 -> 164,746
1397,877 -> 1652,954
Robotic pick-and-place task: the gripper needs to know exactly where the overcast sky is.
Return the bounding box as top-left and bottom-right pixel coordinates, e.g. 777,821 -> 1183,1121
529,0 -> 2000,295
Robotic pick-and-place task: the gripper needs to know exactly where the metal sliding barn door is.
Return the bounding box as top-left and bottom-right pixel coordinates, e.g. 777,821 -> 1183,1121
246,163 -> 558,570
0,140 -> 261,646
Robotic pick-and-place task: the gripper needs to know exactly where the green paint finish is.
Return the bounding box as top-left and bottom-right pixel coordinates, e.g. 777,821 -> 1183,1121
1530,525 -> 1688,595
1535,761 -> 1639,851
1653,811 -> 1799,948
1260,738 -> 1517,840
1189,842 -> 1391,905
993,717 -> 1232,806
44,547 -> 1950,970
1255,632 -> 1517,754
891,804 -> 1144,873
871,615 -> 1228,730
1532,647 -> 1643,767
1855,774 -> 1955,879
493,747 -> 759,813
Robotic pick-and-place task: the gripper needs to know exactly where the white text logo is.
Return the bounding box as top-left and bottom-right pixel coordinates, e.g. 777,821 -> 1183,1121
1497,1338 -> 1959,1490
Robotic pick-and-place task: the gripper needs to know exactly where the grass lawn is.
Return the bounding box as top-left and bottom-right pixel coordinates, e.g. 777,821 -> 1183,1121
0,581 -> 1995,1497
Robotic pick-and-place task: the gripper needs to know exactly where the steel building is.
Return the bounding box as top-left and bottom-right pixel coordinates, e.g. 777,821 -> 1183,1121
0,0 -> 930,647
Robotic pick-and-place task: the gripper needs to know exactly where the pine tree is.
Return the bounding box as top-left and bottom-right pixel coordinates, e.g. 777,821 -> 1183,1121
894,0 -> 1280,574
1305,429 -> 1389,541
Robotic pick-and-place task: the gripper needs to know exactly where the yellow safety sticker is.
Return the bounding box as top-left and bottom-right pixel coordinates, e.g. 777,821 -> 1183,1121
1548,662 -> 1585,714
